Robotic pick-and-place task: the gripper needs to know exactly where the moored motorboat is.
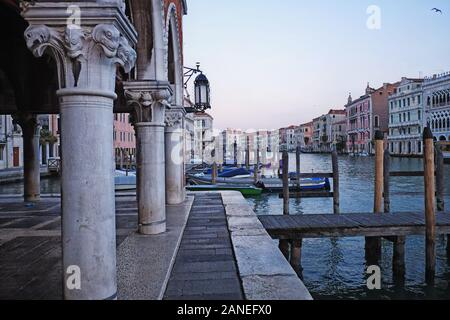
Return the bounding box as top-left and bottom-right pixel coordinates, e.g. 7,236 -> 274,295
186,184 -> 263,197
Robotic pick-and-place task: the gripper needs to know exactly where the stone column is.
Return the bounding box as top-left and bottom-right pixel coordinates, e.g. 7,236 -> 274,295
165,109 -> 186,205
23,3 -> 137,300
124,81 -> 173,235
13,113 -> 41,202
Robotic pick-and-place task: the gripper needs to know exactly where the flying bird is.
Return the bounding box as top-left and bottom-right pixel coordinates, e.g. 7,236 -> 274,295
431,8 -> 443,14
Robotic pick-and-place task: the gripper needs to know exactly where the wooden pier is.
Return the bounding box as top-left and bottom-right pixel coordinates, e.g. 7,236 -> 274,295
259,212 -> 450,239
272,129 -> 449,285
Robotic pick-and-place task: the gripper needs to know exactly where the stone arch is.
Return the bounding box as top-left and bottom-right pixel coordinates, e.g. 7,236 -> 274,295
439,136 -> 447,141
129,0 -> 154,80
164,2 -> 183,106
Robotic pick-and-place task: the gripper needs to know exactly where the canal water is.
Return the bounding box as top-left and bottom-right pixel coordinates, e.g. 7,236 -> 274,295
247,153 -> 450,300
1,154 -> 449,299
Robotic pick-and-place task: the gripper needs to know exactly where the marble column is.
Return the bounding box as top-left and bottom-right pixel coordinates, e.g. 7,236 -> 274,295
13,113 -> 41,202
124,81 -> 173,235
165,109 -> 186,205
23,3 -> 137,300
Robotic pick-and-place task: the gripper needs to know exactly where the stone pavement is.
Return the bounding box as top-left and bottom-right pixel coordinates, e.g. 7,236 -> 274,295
0,198 -> 139,299
164,193 -> 244,300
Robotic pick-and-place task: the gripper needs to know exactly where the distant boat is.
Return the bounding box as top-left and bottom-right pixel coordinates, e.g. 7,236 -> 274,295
186,185 -> 263,197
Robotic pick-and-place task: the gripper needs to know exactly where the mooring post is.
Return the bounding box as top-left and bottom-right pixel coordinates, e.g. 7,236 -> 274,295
246,136 -> 250,170
282,150 -> 290,215
392,236 -> 406,286
279,239 -> 290,260
253,163 -> 258,184
423,127 -> 436,285
435,145 -> 445,212
212,162 -> 217,185
332,150 -> 340,214
296,146 -> 301,196
384,149 -> 391,213
366,131 -> 384,265
290,239 -> 303,278
279,150 -> 290,257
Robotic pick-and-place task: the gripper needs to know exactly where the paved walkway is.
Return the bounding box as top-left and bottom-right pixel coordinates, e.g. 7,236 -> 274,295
164,193 -> 244,300
0,198 -> 138,299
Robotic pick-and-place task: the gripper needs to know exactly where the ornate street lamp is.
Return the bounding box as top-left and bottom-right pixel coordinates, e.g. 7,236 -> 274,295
194,73 -> 211,112
184,62 -> 211,113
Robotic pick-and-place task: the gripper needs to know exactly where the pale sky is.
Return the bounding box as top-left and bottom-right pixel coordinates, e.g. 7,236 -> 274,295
183,0 -> 450,130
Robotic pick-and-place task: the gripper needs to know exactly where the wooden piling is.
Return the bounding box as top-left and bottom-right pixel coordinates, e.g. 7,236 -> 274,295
282,150 -> 290,215
332,150 -> 340,214
435,145 -> 445,212
246,136 -> 250,170
392,236 -> 405,285
211,162 -> 217,185
296,146 -> 301,197
253,164 -> 258,184
366,131 -> 384,265
290,239 -> 303,277
374,131 -> 384,214
384,149 -> 391,213
279,240 -> 290,260
423,127 -> 436,285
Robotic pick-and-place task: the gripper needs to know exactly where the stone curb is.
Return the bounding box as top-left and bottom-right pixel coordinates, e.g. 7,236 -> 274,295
221,191 -> 313,300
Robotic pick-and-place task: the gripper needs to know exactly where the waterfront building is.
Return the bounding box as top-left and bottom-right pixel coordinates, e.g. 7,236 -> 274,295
221,128 -> 243,164
0,115 -> 23,169
346,86 -> 373,155
423,72 -> 450,142
114,113 -> 136,168
346,83 -> 397,155
312,110 -> 346,153
296,122 -> 313,151
194,112 -> 214,164
0,114 -> 59,170
331,119 -> 347,153
279,125 -> 298,152
372,83 -> 398,141
388,78 -> 424,156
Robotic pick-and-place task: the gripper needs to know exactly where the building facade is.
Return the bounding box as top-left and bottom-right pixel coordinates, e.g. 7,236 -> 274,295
346,83 -> 397,155
346,87 -> 373,155
0,115 -> 23,169
297,122 -> 313,151
114,113 -> 136,168
193,112 -> 214,164
279,125 -> 298,152
331,119 -> 347,153
388,78 -> 424,156
423,72 -> 450,142
312,110 -> 346,153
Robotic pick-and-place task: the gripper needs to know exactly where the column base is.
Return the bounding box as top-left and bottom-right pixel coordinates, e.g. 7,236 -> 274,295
25,194 -> 41,203
139,220 -> 166,235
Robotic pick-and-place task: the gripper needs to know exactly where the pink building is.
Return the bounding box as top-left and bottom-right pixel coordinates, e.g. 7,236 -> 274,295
346,83 -> 398,154
346,87 -> 372,154
113,113 -> 136,167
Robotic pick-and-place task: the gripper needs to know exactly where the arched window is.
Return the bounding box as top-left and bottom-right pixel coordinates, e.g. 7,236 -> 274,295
374,116 -> 379,128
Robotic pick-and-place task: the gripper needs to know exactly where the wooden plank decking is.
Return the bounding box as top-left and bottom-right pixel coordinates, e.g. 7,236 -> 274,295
258,212 -> 450,239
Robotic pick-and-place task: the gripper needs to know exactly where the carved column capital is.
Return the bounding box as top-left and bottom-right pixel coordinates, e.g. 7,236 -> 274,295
123,81 -> 173,125
22,3 -> 137,96
165,110 -> 184,130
